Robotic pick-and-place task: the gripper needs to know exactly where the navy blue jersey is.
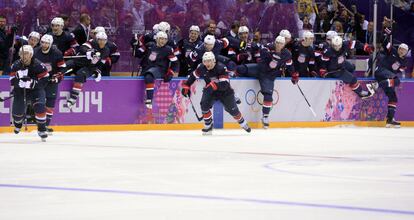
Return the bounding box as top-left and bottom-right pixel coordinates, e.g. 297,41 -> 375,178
186,62 -> 231,93
177,38 -> 202,60
291,41 -> 316,74
138,32 -> 180,56
48,31 -> 79,54
258,46 -> 294,78
72,40 -> 111,70
377,39 -> 407,74
107,41 -> 120,64
34,45 -> 65,76
136,42 -> 179,73
320,40 -> 365,71
9,58 -> 49,88
188,38 -> 229,69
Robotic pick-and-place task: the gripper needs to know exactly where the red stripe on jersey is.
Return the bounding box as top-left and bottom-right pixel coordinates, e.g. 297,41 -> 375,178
37,71 -> 49,79
57,60 -> 65,67
9,72 -> 16,77
35,112 -> 47,119
388,102 -> 397,108
286,59 -> 293,65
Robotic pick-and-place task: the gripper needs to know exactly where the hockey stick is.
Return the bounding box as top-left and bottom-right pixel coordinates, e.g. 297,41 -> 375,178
296,83 -> 317,117
64,55 -> 87,59
188,97 -> 203,121
0,94 -> 14,102
23,87 -> 28,131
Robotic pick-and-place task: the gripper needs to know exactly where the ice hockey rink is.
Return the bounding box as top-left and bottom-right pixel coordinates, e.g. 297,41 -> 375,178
0,127 -> 413,220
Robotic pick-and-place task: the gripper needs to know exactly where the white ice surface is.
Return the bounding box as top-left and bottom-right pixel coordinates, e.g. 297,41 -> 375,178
0,128 -> 414,220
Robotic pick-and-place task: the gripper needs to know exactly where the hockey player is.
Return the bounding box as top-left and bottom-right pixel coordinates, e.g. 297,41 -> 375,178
181,52 -> 251,135
228,26 -> 261,65
236,36 -> 299,129
94,27 -> 120,76
48,17 -> 79,56
188,35 -> 230,71
177,25 -> 202,76
320,36 -> 376,98
135,31 -> 179,109
66,32 -> 110,108
34,34 -> 66,133
374,38 -> 409,127
28,31 -> 41,48
279,29 -> 293,51
9,45 -> 49,141
291,31 -> 317,77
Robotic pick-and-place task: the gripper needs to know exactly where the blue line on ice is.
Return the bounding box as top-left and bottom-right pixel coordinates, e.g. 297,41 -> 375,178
0,183 -> 413,216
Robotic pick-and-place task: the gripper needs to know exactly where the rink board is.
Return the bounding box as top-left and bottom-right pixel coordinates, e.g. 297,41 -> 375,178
1,77 -> 413,131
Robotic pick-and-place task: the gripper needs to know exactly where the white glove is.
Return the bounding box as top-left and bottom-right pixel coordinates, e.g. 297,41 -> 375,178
93,69 -> 102,82
18,79 -> 35,89
17,69 -> 28,79
86,51 -> 94,60
94,73 -> 101,82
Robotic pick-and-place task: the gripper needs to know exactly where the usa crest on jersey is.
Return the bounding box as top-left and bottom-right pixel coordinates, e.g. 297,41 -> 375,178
149,52 -> 158,61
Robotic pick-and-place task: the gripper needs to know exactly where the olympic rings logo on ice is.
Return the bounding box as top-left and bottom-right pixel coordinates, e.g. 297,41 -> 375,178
244,89 -> 279,112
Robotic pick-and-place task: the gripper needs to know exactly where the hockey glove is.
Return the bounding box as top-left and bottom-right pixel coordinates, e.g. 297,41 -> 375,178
291,72 -> 299,85
50,72 -> 64,83
64,48 -> 76,56
181,82 -> 191,97
163,69 -> 174,83
363,43 -> 374,54
319,69 -> 328,78
93,69 -> 102,82
18,78 -> 36,89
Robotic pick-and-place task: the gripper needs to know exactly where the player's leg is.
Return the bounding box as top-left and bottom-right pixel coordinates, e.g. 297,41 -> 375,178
383,87 -> 400,128
259,78 -> 274,129
11,88 -> 25,134
66,67 -> 89,108
31,89 -> 48,140
220,92 -> 251,133
45,82 -> 58,133
200,91 -> 215,135
339,70 -> 373,98
235,63 -> 260,78
143,67 -> 162,109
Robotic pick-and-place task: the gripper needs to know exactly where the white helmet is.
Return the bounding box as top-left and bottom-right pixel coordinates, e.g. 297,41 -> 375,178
41,34 -> 53,45
189,25 -> 200,33
40,34 -> 53,53
94,26 -> 106,34
275,36 -> 286,44
399,43 -> 409,51
332,36 -> 343,47
302,31 -> 314,39
153,24 -> 159,32
155,31 -> 168,40
158,21 -> 171,33
51,17 -> 64,26
279,29 -> 291,39
238,26 -> 249,34
96,32 -> 108,41
204,35 -> 216,45
19,45 -> 34,56
202,51 -> 216,62
28,31 -> 41,39
326,30 -> 338,40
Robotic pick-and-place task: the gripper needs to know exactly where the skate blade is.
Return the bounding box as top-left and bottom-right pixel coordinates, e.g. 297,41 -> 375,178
202,131 -> 212,136
41,138 -> 47,142
386,124 -> 401,128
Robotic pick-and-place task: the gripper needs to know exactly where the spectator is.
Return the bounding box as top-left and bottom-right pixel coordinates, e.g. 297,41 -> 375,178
202,20 -> 218,40
164,0 -> 185,14
0,14 -> 16,75
130,0 -> 154,33
72,13 -> 91,45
